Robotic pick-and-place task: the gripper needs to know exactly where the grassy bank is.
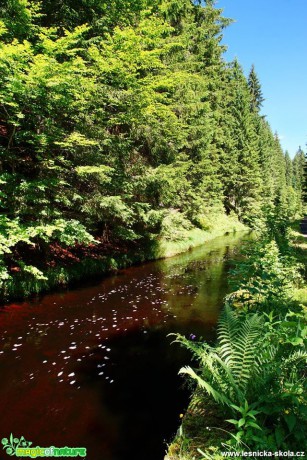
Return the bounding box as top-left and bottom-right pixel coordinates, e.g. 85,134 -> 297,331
165,221 -> 307,460
156,213 -> 247,259
166,393 -> 230,460
0,213 -> 247,304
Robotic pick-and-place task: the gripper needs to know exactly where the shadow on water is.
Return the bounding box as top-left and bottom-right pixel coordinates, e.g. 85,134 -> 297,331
77,327 -> 193,460
0,232 -> 250,460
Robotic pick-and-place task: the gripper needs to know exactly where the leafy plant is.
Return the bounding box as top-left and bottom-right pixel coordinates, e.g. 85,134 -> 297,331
172,306 -> 268,408
173,302 -> 307,450
227,240 -> 303,314
226,401 -> 262,446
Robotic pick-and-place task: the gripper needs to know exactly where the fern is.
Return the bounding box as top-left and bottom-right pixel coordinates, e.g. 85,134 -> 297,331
174,306 -> 306,416
230,313 -> 264,392
178,366 -> 231,406
174,306 -> 268,409
218,304 -> 240,366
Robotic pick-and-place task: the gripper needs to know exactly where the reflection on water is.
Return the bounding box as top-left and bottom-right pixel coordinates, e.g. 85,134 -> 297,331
0,233 -> 248,460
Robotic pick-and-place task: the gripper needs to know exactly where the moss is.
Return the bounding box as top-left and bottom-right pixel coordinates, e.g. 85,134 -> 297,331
165,393 -> 232,460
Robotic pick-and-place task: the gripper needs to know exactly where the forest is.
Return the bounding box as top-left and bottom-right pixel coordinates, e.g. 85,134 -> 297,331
0,0 -> 305,300
0,0 -> 306,458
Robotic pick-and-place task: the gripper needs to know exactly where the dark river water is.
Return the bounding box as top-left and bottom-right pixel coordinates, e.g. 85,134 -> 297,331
0,233 -> 247,460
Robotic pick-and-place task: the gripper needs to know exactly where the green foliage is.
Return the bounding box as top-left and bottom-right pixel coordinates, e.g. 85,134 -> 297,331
227,240 -> 303,313
160,210 -> 193,241
175,305 -> 306,450
226,401 -> 262,446
173,234 -> 307,452
173,306 -> 268,409
248,65 -> 264,112
0,0 -> 304,299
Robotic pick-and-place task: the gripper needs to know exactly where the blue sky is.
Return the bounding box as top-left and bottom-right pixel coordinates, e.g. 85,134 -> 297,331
216,0 -> 307,157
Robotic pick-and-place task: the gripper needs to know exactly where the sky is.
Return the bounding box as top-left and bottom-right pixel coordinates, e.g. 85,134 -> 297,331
215,0 -> 307,157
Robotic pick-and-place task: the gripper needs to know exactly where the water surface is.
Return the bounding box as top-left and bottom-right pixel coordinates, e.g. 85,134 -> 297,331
0,233 -> 247,460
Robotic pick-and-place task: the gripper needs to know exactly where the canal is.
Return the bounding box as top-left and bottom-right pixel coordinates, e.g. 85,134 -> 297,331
0,233 -> 248,460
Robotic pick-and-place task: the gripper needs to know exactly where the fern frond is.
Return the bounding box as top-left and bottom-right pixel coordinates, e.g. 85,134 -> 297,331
210,352 -> 245,404
179,365 -> 231,406
228,313 -> 264,392
218,304 -> 240,366
283,350 -> 307,365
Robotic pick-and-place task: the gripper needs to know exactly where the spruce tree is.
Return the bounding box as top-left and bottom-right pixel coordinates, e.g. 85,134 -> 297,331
248,64 -> 264,112
284,151 -> 293,187
293,147 -> 306,194
219,60 -> 263,224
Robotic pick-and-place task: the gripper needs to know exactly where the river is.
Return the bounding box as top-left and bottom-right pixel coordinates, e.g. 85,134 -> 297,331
0,233 -> 248,460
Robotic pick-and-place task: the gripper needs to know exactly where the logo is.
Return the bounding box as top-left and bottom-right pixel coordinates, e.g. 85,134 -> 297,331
2,435 -> 87,458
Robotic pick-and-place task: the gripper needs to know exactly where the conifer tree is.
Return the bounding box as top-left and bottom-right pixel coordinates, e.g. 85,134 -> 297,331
284,151 -> 293,187
219,60 -> 263,223
0,0 -> 304,290
293,147 -> 306,195
248,64 -> 264,112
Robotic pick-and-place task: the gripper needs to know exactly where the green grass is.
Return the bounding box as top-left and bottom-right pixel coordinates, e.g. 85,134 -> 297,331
157,213 -> 247,259
165,394 -> 231,460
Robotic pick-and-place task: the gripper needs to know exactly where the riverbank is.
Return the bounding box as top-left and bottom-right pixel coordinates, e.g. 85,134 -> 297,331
165,394 -> 229,460
165,219 -> 307,460
0,213 -> 247,304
